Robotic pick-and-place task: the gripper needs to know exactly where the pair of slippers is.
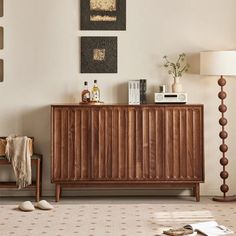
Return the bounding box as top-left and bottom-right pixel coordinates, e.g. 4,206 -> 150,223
18,200 -> 53,212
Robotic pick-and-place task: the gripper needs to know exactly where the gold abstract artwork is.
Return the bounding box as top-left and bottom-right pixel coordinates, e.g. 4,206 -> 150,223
93,49 -> 106,61
90,0 -> 116,12
90,15 -> 117,22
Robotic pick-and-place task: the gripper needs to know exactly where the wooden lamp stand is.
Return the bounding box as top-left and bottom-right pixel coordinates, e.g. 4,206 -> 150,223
212,76 -> 236,202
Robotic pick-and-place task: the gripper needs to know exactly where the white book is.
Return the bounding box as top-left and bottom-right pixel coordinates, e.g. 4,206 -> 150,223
135,80 -> 140,105
128,81 -> 133,105
184,221 -> 234,236
128,80 -> 141,105
128,81 -> 136,105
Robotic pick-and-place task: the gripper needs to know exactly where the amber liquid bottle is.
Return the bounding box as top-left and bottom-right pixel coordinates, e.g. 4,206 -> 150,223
81,81 -> 90,103
91,80 -> 100,102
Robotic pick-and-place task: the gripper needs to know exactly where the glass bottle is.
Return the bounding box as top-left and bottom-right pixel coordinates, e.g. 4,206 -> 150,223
91,80 -> 100,102
81,81 -> 90,103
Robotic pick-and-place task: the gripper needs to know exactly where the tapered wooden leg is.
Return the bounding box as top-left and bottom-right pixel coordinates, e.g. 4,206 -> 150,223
35,159 -> 40,202
192,185 -> 196,197
39,156 -> 43,197
55,184 -> 61,202
195,183 -> 200,202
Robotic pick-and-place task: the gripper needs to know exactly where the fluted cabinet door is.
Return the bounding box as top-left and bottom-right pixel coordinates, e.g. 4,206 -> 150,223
164,106 -> 203,181
52,107 -> 91,181
90,107 -> 128,180
87,106 -> 165,181
127,107 -> 165,180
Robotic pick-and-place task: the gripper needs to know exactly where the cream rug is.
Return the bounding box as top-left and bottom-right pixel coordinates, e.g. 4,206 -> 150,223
0,200 -> 236,236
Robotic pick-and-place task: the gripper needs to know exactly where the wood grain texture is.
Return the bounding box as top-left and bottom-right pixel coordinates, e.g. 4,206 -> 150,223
51,104 -> 204,201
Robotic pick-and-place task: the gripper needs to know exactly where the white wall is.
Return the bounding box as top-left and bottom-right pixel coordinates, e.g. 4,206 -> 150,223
0,0 -> 236,197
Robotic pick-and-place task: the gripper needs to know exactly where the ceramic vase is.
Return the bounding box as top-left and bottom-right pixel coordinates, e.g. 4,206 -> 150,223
172,77 -> 182,93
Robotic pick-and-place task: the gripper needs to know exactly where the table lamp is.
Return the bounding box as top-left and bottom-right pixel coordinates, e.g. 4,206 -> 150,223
200,51 -> 236,202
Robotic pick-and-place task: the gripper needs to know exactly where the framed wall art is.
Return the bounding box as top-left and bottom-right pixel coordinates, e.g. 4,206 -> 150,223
0,0 -> 3,17
81,36 -> 117,73
0,59 -> 3,82
0,27 -> 3,49
80,0 -> 126,30
0,0 -> 3,82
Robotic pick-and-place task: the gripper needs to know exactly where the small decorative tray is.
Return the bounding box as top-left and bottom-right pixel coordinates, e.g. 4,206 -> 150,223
79,101 -> 104,105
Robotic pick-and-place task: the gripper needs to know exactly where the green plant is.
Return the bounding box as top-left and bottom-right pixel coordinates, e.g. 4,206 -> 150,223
163,53 -> 190,79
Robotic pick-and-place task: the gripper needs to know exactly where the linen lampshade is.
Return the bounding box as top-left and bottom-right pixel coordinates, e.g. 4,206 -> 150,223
200,51 -> 236,76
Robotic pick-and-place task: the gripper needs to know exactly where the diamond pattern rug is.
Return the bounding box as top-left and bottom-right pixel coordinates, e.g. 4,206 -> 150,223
0,201 -> 236,236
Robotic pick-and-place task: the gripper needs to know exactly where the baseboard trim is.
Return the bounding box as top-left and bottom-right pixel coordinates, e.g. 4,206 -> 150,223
0,188 -> 236,197
1,187 -> 236,198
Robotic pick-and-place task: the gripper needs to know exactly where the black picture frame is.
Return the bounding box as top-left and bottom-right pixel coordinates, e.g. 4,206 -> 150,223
80,0 -> 126,30
0,0 -> 3,17
0,27 -> 3,49
81,36 -> 117,73
0,59 -> 3,82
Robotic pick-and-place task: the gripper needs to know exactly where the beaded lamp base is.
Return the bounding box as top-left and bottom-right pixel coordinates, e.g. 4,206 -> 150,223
213,196 -> 236,202
215,76 -> 235,202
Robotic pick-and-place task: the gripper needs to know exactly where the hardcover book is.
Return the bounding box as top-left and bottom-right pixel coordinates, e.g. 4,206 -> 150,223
163,221 -> 234,236
128,80 -> 146,105
184,221 -> 234,235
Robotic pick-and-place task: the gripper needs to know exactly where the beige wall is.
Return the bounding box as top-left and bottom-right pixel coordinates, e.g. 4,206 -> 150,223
0,0 -> 236,196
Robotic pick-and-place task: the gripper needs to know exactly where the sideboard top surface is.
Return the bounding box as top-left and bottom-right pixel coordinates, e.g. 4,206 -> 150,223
51,103 -> 204,108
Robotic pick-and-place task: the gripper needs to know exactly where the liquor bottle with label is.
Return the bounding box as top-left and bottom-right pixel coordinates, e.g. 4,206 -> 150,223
81,81 -> 90,103
91,80 -> 100,102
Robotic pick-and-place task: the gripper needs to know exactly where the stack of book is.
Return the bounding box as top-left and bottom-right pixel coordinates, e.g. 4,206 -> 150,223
128,80 -> 146,105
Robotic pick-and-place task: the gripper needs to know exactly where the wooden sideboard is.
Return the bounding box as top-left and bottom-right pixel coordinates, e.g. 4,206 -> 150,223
51,104 -> 204,201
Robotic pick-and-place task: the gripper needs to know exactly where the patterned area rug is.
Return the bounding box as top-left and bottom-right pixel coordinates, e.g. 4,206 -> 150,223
0,202 -> 236,236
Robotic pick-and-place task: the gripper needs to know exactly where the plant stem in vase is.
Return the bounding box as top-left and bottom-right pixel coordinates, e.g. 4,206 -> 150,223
163,53 -> 190,93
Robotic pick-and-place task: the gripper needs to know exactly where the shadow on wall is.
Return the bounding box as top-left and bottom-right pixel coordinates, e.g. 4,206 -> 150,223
116,82 -> 128,104
187,53 -> 200,75
21,106 -> 51,194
